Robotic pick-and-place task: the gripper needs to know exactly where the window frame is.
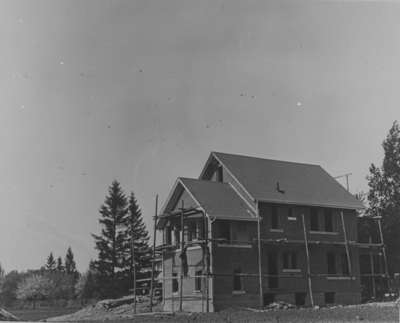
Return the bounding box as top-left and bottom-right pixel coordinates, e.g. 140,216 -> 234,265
327,252 -> 337,275
310,208 -> 319,231
194,270 -> 202,292
233,268 -> 243,292
324,208 -> 334,232
271,206 -> 280,229
172,272 -> 179,294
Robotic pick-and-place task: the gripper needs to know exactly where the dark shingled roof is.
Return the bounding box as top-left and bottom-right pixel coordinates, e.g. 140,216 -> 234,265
179,177 -> 257,220
211,152 -> 364,210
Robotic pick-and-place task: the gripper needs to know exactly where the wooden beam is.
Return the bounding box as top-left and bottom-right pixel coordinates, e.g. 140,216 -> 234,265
301,214 -> 314,307
341,211 -> 352,275
369,235 -> 376,299
179,200 -> 184,312
149,195 -> 158,312
256,202 -> 264,308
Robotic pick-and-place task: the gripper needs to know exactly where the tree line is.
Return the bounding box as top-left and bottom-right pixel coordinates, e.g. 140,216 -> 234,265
0,248 -> 78,307
0,180 -> 152,307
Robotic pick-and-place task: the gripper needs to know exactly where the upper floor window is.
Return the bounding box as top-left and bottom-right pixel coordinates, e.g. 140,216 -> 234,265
324,209 -> 334,232
310,208 -> 319,231
341,253 -> 349,275
282,252 -> 298,269
271,206 -> 280,229
327,252 -> 336,274
219,222 -> 231,243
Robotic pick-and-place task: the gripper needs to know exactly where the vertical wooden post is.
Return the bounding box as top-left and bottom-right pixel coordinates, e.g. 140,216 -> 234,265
256,202 -> 264,308
131,214 -> 137,314
340,211 -> 352,276
377,218 -> 390,286
149,195 -> 158,312
204,210 -> 209,313
179,200 -> 184,312
369,236 -> 376,299
301,213 -> 314,307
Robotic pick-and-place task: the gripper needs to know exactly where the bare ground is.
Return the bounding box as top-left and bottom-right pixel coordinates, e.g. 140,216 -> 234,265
44,301 -> 400,323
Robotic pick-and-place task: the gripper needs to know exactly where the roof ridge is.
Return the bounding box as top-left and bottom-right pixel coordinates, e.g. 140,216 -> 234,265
212,151 -> 321,167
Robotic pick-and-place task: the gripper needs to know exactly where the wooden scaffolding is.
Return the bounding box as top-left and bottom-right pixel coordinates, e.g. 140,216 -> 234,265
136,197 -> 389,312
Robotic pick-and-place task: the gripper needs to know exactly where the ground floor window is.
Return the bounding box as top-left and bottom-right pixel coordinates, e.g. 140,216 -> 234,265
263,293 -> 275,305
295,292 -> 306,306
195,270 -> 202,291
172,273 -> 178,293
233,268 -> 243,291
325,292 -> 335,304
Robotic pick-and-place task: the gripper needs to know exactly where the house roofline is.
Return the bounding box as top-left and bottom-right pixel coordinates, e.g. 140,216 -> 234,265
199,152 -> 256,204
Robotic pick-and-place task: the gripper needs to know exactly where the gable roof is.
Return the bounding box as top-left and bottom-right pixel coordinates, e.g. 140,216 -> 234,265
163,177 -> 257,221
202,152 -> 364,210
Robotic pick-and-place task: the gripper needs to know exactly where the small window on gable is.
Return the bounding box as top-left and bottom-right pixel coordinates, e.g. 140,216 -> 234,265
216,166 -> 223,182
195,270 -> 202,291
324,209 -> 334,232
271,206 -> 279,229
310,208 -> 319,231
233,268 -> 243,291
172,273 -> 179,293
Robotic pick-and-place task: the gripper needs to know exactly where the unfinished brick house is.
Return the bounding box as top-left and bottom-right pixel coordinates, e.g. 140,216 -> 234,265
156,152 -> 387,312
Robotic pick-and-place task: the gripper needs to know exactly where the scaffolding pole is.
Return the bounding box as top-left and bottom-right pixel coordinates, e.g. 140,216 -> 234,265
256,203 -> 264,308
301,213 -> 314,307
377,218 -> 390,284
341,211 -> 352,275
179,200 -> 184,312
204,210 -> 210,313
149,195 -> 158,312
369,235 -> 377,299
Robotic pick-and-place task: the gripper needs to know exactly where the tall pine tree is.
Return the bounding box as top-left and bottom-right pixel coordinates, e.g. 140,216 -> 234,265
65,247 -> 77,275
123,192 -> 151,290
56,257 -> 64,272
92,180 -> 129,298
367,121 -> 400,274
45,253 -> 56,271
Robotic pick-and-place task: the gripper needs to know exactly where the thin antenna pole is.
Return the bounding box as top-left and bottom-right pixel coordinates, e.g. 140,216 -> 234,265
149,194 -> 158,312
301,214 -> 314,307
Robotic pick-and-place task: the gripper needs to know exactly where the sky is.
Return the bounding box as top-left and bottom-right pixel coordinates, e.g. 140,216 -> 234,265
0,0 -> 399,272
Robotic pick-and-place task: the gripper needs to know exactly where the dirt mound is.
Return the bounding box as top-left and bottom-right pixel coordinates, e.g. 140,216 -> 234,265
0,308 -> 19,321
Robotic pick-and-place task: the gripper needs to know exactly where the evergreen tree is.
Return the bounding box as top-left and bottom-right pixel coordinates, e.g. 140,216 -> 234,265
92,180 -> 129,298
65,247 -> 77,275
366,121 -> 400,274
123,192 -> 151,291
56,257 -> 64,272
45,253 -> 56,271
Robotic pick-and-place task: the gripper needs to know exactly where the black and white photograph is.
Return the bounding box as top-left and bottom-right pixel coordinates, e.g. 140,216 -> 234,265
1,1 -> 400,322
